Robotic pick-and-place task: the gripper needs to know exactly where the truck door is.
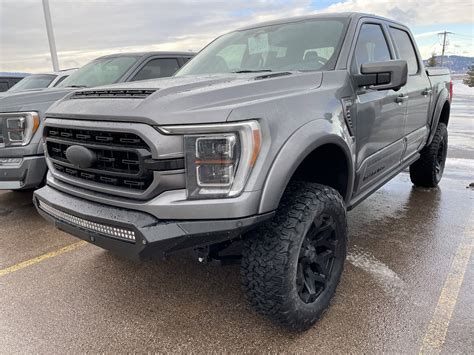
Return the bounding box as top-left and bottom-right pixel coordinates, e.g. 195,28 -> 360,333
388,26 -> 432,161
351,22 -> 407,193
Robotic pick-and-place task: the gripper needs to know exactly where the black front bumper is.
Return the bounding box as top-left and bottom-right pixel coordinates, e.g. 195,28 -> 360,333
33,185 -> 273,261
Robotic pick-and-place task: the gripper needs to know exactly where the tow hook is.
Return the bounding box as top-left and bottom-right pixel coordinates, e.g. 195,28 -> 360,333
195,246 -> 241,266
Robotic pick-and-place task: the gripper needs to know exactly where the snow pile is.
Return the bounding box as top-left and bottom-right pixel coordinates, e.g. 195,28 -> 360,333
453,80 -> 474,96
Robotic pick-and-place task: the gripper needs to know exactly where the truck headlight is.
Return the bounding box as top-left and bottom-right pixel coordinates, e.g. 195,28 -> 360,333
0,112 -> 40,147
160,121 -> 261,199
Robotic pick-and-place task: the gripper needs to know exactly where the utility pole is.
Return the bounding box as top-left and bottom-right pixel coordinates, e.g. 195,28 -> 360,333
438,31 -> 453,67
42,0 -> 59,71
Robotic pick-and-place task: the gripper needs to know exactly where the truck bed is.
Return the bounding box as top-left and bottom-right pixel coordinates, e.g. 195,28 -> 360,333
426,67 -> 450,76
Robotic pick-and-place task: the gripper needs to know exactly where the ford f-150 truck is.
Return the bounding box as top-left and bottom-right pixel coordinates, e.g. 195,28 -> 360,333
0,52 -> 194,190
34,13 -> 452,330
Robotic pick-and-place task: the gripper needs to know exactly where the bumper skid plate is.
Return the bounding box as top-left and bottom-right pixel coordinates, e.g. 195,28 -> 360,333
33,185 -> 272,261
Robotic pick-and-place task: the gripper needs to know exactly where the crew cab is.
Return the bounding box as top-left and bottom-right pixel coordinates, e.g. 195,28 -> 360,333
34,13 -> 451,330
0,52 -> 194,190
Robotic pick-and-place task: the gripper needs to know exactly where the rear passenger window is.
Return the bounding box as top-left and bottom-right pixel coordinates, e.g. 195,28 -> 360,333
354,24 -> 391,70
0,81 -> 9,91
132,58 -> 180,81
389,28 -> 419,75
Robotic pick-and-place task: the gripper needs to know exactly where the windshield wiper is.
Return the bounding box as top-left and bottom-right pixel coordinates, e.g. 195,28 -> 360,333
66,85 -> 88,88
232,69 -> 273,73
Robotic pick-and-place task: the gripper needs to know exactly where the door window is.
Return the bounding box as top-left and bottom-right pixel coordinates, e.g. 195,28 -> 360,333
53,75 -> 69,87
0,81 -> 9,91
354,24 -> 392,70
389,28 -> 419,75
132,58 -> 180,81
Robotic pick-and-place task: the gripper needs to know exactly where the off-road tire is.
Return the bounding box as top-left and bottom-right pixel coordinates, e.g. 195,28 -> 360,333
410,123 -> 448,187
241,182 -> 347,331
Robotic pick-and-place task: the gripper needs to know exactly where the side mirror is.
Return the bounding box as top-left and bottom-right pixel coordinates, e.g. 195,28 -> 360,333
354,60 -> 408,91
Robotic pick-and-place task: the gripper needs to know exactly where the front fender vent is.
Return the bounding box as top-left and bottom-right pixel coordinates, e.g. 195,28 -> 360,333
342,98 -> 354,137
71,89 -> 156,99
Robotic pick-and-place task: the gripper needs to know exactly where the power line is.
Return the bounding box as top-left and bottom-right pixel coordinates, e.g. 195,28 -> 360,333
438,31 -> 453,66
451,33 -> 474,39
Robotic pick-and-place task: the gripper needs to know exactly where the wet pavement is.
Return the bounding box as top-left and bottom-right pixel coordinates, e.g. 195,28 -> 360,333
0,82 -> 472,353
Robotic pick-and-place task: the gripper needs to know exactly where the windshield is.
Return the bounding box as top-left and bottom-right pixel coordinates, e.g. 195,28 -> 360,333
176,18 -> 348,76
8,74 -> 56,92
57,56 -> 140,88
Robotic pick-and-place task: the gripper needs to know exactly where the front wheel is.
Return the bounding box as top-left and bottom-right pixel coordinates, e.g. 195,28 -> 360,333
241,182 -> 347,331
410,123 -> 448,187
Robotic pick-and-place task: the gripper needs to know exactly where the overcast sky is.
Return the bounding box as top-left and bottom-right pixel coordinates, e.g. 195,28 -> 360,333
0,0 -> 473,73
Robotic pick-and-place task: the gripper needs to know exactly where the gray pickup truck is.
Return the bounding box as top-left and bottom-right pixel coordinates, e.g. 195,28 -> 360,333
0,52 -> 194,190
34,13 -> 452,330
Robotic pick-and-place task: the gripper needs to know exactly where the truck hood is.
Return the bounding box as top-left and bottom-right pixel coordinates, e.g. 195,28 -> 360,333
0,87 -> 75,113
46,72 -> 323,125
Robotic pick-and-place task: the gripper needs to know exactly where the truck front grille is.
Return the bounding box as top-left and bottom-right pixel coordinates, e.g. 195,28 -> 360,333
45,126 -> 153,192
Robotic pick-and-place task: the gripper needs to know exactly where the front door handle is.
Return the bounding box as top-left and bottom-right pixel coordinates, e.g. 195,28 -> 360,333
422,88 -> 433,96
396,94 -> 409,104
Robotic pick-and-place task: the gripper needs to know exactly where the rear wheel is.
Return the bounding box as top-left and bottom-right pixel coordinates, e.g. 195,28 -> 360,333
410,123 -> 448,187
241,182 -> 347,331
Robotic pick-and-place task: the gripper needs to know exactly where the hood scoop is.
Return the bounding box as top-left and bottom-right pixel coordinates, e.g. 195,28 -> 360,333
71,89 -> 157,99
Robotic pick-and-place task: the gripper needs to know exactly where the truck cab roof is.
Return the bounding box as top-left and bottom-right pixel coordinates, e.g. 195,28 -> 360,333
96,51 -> 196,60
236,12 -> 408,31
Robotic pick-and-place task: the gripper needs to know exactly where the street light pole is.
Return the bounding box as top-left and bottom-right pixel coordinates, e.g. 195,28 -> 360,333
42,0 -> 59,71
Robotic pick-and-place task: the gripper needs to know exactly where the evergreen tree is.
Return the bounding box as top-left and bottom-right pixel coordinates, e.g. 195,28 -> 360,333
427,52 -> 438,67
463,64 -> 474,87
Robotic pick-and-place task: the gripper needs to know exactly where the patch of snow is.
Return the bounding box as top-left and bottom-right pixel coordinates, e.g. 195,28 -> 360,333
453,80 -> 474,96
348,245 -> 407,298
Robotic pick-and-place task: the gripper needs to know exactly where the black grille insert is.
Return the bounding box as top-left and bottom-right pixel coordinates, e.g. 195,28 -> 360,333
53,163 -> 153,190
46,126 -> 153,191
47,141 -> 142,175
46,127 -> 148,149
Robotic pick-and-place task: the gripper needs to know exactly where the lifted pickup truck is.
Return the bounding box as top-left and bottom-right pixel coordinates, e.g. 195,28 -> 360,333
0,52 -> 194,190
34,13 -> 452,330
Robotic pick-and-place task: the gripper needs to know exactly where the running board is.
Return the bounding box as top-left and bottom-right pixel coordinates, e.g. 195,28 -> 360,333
347,154 -> 420,210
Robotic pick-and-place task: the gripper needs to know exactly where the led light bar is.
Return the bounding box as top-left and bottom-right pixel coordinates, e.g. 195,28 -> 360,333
38,201 -> 136,243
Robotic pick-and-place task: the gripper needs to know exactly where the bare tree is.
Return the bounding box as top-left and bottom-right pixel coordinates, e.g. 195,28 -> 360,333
427,52 -> 438,67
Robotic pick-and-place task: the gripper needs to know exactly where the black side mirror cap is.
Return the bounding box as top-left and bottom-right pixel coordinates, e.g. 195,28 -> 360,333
354,60 -> 408,91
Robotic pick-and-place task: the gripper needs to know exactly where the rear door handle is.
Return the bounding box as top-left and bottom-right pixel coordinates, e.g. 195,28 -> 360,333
422,88 -> 433,96
396,94 -> 409,103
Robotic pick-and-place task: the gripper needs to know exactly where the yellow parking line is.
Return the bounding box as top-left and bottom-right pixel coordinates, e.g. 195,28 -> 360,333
0,241 -> 87,277
419,223 -> 473,354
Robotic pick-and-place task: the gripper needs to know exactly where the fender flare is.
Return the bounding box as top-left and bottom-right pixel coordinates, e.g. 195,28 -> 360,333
427,88 -> 449,146
258,119 -> 354,214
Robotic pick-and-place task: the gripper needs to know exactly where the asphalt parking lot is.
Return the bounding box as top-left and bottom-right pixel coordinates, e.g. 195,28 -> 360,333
1,84 -> 472,353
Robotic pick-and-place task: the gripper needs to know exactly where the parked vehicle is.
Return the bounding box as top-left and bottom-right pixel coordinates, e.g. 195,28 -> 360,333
0,51 -> 194,190
48,69 -> 78,88
0,69 -> 78,97
0,72 -> 29,92
34,13 -> 452,330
